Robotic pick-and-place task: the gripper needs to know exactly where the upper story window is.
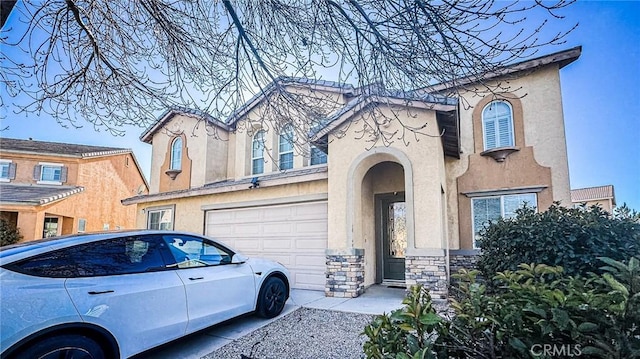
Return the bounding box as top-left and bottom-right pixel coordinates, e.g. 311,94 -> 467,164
279,124 -> 294,170
310,145 -> 327,165
482,101 -> 514,150
472,193 -> 537,248
170,137 -> 182,170
34,163 -> 67,185
0,160 -> 16,182
252,130 -> 265,175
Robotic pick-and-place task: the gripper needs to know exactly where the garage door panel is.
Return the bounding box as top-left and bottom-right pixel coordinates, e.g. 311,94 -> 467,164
206,201 -> 327,290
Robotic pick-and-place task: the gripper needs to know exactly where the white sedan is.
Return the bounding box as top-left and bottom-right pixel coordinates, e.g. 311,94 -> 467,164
0,230 -> 290,359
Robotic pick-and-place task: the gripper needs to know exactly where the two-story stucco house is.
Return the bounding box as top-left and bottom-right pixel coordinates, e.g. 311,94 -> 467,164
0,138 -> 149,241
123,46 -> 581,298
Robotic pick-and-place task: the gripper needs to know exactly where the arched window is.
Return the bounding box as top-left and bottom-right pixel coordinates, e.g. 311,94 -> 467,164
252,130 -> 265,174
170,137 -> 182,170
279,124 -> 294,170
482,101 -> 514,150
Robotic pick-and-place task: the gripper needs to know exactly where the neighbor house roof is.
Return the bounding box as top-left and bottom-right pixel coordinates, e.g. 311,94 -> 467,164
0,183 -> 84,206
571,185 -> 616,205
0,138 -> 130,158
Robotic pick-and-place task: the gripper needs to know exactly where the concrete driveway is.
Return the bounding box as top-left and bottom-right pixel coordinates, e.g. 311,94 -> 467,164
134,286 -> 406,359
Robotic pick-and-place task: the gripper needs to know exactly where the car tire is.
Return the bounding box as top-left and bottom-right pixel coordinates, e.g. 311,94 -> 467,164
256,276 -> 287,318
18,334 -> 105,359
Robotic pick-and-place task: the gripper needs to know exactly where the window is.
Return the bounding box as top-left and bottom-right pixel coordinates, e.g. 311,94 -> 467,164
310,145 -> 327,165
472,193 -> 537,247
279,124 -> 294,170
252,130 -> 265,174
78,219 -> 86,233
34,163 -> 67,184
482,101 -> 514,150
0,161 -> 15,182
161,234 -> 233,268
147,207 -> 174,230
43,217 -> 59,238
170,137 -> 182,170
6,235 -> 168,277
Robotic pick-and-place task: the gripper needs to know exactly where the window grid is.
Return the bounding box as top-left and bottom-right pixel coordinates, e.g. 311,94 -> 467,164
0,162 -> 9,178
41,165 -> 62,182
472,193 -> 537,248
147,209 -> 173,230
279,125 -> 294,170
252,130 -> 265,174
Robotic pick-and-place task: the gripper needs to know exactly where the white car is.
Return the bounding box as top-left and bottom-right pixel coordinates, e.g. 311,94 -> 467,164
0,230 -> 290,359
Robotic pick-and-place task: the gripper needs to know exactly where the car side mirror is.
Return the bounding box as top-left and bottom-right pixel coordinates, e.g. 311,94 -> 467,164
231,253 -> 248,264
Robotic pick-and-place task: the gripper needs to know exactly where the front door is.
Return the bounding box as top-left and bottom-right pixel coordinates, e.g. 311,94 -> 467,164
43,217 -> 59,238
378,193 -> 406,282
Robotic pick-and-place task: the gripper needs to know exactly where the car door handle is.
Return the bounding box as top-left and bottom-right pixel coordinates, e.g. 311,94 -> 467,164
88,290 -> 114,295
188,277 -> 204,281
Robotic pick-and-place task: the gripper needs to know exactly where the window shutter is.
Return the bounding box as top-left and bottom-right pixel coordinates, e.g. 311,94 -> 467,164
484,121 -> 496,149
33,165 -> 42,180
8,163 -> 16,179
498,117 -> 513,147
60,166 -> 68,183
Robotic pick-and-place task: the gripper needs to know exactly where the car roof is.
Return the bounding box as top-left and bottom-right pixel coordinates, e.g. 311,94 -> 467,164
0,230 -> 219,264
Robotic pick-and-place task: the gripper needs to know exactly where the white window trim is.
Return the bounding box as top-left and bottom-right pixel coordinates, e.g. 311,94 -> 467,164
482,100 -> 515,151
170,137 -> 182,170
37,162 -> 64,185
145,204 -> 175,230
471,193 -> 538,248
0,160 -> 11,182
252,131 -> 265,175
278,125 -> 294,170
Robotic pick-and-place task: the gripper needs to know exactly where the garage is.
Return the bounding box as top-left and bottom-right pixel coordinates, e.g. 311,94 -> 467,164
205,201 -> 327,290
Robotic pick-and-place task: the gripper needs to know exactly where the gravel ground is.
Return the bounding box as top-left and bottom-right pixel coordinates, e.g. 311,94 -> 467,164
204,307 -> 375,359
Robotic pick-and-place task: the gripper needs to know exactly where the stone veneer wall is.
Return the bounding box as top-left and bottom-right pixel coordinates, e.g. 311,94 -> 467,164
405,255 -> 448,299
325,249 -> 365,298
449,250 -> 480,276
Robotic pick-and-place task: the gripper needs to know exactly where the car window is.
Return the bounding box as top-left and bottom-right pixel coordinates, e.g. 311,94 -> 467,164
162,235 -> 232,268
6,235 -> 169,278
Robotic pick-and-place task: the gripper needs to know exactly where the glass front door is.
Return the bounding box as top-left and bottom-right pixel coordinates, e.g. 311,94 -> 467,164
381,196 -> 406,281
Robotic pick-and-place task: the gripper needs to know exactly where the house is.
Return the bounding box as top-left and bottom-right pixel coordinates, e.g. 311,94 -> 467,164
0,138 -> 149,241
571,185 -> 616,212
123,46 -> 581,298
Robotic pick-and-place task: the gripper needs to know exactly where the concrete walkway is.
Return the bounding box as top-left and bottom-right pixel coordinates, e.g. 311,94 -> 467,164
135,286 -> 406,359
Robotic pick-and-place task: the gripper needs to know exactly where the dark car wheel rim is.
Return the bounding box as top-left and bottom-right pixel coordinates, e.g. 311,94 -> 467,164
38,347 -> 95,359
265,281 -> 285,313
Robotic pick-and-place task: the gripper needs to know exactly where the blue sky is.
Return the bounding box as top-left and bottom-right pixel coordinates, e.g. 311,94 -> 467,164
1,1 -> 639,210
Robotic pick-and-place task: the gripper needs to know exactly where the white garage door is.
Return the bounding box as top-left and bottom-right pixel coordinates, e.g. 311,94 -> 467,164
205,201 -> 327,290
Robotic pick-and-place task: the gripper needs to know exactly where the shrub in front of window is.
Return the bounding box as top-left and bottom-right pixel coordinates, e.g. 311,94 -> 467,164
0,218 -> 23,246
476,203 -> 640,279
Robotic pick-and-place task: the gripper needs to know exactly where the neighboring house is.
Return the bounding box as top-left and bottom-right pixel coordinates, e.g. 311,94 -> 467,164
0,138 -> 149,241
123,47 -> 581,298
571,185 -> 616,213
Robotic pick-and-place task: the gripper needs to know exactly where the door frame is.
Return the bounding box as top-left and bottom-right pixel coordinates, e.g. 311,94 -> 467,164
375,192 -> 406,284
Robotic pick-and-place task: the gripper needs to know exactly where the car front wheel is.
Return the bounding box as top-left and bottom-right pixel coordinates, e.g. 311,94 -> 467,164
256,276 -> 287,318
18,334 -> 105,359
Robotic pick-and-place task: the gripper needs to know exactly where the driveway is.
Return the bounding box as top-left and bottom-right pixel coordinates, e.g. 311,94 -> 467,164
134,286 -> 407,359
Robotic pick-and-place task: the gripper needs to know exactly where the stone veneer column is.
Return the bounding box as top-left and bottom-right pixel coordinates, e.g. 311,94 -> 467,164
405,255 -> 448,299
325,249 -> 365,298
449,250 -> 480,276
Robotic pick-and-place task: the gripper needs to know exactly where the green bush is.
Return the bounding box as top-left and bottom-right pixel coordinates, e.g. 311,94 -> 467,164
362,257 -> 640,359
476,203 -> 640,280
0,217 -> 22,246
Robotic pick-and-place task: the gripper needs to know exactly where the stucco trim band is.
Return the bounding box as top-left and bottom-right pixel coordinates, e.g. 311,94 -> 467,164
201,193 -> 328,211
461,185 -> 547,198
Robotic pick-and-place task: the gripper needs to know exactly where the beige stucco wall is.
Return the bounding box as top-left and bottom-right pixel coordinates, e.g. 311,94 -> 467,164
327,106 -> 447,259
135,180 -> 328,233
444,64 -> 572,249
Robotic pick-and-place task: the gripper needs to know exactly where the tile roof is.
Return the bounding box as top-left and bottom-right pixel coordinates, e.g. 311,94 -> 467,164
571,185 -> 615,202
0,138 -> 130,157
0,183 -> 84,205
